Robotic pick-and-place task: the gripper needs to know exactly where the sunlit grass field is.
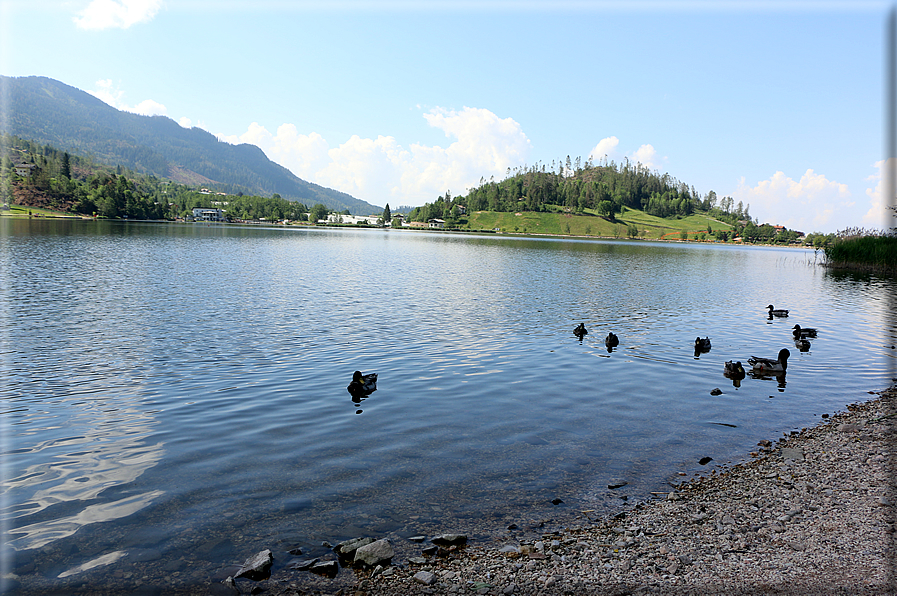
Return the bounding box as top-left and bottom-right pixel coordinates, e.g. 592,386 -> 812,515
463,207 -> 733,240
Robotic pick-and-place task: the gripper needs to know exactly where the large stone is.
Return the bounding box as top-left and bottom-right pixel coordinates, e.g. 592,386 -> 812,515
354,539 -> 394,567
309,560 -> 339,578
288,558 -> 318,571
234,549 -> 273,581
431,533 -> 467,546
413,571 -> 436,585
781,447 -> 804,461
334,537 -> 374,558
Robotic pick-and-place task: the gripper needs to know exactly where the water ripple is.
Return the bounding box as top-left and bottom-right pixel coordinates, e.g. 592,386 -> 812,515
2,220 -> 894,589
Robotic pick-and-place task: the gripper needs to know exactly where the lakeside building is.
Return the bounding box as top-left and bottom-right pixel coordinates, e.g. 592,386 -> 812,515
324,214 -> 382,225
191,208 -> 226,221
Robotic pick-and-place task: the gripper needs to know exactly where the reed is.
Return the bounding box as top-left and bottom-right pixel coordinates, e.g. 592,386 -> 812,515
824,234 -> 897,273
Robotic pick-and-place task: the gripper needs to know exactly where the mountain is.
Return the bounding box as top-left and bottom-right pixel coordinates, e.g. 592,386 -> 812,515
0,75 -> 380,214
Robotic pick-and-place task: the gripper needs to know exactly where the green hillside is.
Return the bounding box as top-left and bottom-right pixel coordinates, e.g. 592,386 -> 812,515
461,208 -> 732,240
0,75 -> 379,214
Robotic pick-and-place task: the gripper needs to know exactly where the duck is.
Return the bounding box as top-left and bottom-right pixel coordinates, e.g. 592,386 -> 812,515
723,360 -> 746,380
605,332 -> 619,348
347,370 -> 377,397
574,323 -> 588,338
748,348 -> 790,373
767,305 -> 789,317
792,324 -> 817,338
694,337 -> 712,351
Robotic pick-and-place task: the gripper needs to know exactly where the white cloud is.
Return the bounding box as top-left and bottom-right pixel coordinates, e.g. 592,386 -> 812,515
630,144 -> 660,170
74,0 -> 163,30
220,123 -> 331,182
131,99 -> 167,116
88,79 -> 124,108
863,159 -> 897,231
588,137 -> 663,171
589,136 -> 619,163
88,79 -> 172,118
222,106 -> 532,208
732,169 -> 853,233
178,117 -> 192,128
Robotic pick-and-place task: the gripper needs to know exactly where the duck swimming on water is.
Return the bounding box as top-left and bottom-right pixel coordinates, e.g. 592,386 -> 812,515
767,305 -> 789,317
347,371 -> 377,397
724,360 -> 746,379
605,332 -> 619,348
792,324 -> 817,338
574,323 -> 588,339
724,360 -> 746,387
748,348 -> 790,373
694,337 -> 712,351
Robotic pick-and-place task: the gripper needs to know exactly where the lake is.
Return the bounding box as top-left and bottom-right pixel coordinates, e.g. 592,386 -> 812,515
2,218 -> 894,593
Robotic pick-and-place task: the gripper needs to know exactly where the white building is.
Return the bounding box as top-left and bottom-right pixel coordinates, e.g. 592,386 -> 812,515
326,214 -> 381,225
192,208 -> 226,221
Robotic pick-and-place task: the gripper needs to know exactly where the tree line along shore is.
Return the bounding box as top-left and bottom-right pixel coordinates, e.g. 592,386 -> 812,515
4,134 -> 895,270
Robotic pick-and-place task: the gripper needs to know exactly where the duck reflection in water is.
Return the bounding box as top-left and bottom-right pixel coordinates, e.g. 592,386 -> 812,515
749,369 -> 787,390
724,360 -> 746,387
794,337 -> 811,352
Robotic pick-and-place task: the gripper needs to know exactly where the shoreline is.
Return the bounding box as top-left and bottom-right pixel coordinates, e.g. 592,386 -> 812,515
251,388 -> 895,595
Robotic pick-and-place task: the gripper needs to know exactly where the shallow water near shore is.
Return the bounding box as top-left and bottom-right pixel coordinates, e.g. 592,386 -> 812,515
2,218 -> 895,592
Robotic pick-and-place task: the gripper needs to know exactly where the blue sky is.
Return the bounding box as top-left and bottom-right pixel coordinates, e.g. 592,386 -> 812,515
1,1 -> 893,233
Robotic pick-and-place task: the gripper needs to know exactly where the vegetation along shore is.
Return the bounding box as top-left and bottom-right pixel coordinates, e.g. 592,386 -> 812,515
823,231 -> 897,275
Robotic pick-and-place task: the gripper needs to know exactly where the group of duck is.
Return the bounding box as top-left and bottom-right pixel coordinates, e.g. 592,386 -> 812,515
351,305 -> 818,398
574,323 -> 618,349
724,305 -> 818,383
573,304 -> 819,386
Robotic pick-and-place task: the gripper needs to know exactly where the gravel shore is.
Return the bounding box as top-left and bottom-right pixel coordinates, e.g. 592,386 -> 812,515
254,387 -> 895,596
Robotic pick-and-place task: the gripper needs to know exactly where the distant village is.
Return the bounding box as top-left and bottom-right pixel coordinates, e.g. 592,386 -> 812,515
191,206 -> 451,229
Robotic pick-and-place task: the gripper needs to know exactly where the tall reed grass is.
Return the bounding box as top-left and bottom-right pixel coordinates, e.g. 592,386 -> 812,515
824,235 -> 897,273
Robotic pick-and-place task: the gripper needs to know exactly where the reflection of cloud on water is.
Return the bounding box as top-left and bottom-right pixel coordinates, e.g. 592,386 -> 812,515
3,439 -> 163,522
8,491 -> 163,551
2,404 -> 164,551
58,550 -> 128,578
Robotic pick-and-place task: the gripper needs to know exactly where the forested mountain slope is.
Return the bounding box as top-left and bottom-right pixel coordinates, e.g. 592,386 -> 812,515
0,75 -> 378,213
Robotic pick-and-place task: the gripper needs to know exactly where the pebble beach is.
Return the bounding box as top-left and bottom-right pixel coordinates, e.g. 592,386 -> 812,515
252,386 -> 895,596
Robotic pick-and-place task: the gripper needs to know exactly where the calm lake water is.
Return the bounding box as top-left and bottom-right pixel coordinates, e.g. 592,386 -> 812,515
2,218 -> 895,593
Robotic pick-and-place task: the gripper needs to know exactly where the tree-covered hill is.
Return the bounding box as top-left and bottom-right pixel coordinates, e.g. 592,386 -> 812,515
407,157 -> 811,244
0,75 -> 380,214
411,157 -> 753,226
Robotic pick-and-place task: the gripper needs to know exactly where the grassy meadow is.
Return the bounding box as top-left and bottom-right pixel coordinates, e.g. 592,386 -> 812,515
1,204 -> 83,218
461,207 -> 733,240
